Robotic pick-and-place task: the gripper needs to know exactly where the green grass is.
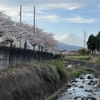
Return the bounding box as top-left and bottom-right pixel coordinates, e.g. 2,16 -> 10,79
41,61 -> 58,83
52,60 -> 67,79
65,55 -> 91,60
96,57 -> 100,63
41,60 -> 67,81
65,53 -> 100,63
1,66 -> 17,72
89,53 -> 100,63
71,69 -> 85,78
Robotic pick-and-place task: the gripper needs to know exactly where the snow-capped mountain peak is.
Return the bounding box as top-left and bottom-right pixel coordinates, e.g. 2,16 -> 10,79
58,33 -> 83,47
58,33 -> 70,41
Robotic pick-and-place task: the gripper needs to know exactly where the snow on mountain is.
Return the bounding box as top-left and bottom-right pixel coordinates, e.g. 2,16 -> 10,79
58,33 -> 83,46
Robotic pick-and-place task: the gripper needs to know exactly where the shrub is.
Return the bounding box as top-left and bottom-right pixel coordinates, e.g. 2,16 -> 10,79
41,59 -> 67,82
53,54 -> 63,60
71,69 -> 85,78
52,60 -> 67,79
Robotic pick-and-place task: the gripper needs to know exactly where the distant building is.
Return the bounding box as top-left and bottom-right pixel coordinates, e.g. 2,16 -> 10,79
68,51 -> 77,55
53,49 -> 77,55
52,49 -> 60,55
0,34 -> 23,48
0,35 -> 11,46
59,50 -> 69,55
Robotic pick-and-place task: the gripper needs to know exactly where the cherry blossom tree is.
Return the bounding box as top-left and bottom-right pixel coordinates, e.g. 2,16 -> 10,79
0,11 -> 19,46
0,11 -> 58,52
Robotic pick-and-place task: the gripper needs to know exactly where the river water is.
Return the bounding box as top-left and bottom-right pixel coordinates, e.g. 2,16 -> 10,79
55,74 -> 100,100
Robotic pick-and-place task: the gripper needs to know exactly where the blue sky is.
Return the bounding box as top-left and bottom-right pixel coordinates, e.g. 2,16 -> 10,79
0,0 -> 100,40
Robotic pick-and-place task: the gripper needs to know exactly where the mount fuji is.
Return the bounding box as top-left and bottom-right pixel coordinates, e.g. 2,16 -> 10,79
58,33 -> 83,47
57,33 -> 83,51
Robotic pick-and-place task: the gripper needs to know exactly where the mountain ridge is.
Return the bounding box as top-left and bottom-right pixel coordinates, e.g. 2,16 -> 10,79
58,33 -> 83,47
58,42 -> 82,51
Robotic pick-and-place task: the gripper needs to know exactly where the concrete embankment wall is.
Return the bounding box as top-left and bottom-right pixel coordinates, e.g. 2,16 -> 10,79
0,47 -> 53,68
64,59 -> 100,74
0,64 -> 68,100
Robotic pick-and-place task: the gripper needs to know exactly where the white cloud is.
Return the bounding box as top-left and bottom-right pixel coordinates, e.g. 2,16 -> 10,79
37,11 -> 44,14
0,1 -> 97,24
35,3 -> 82,10
31,13 -> 95,24
62,14 -> 95,23
97,5 -> 100,7
0,0 -> 99,12
36,13 -> 95,24
37,10 -> 49,15
0,4 -> 20,18
21,12 -> 96,24
2,0 -> 98,10
0,0 -> 87,14
37,15 -> 59,22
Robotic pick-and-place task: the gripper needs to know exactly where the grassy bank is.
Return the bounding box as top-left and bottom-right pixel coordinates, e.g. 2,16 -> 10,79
3,59 -> 86,81
65,55 -> 91,61
65,53 -> 100,63
90,54 -> 100,63
0,59 -> 69,100
41,59 -> 86,81
70,69 -> 85,78
41,60 -> 67,83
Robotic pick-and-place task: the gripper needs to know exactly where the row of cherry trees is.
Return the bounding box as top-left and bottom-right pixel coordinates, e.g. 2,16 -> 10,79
0,11 -> 58,52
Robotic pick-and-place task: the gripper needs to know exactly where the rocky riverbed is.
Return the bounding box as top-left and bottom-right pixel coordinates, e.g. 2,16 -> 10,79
55,73 -> 100,100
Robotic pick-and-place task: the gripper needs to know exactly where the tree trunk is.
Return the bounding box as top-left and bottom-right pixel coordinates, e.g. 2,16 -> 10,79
38,45 -> 40,51
10,40 -> 13,47
92,50 -> 94,57
24,42 -> 27,49
33,44 -> 36,50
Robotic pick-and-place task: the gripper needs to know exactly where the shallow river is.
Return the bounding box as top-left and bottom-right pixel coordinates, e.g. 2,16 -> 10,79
56,74 -> 100,100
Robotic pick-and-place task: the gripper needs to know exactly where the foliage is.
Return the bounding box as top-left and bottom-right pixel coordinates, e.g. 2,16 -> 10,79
52,60 -> 67,79
71,69 -> 85,78
53,54 -> 63,59
96,31 -> 100,51
65,55 -> 91,61
42,69 -> 57,83
1,66 -> 17,72
77,48 -> 86,55
85,68 -> 94,72
87,34 -> 97,55
77,48 -> 91,55
41,60 -> 67,81
90,53 -> 100,63
0,11 -> 58,51
87,31 -> 100,55
86,49 -> 91,55
41,61 -> 57,83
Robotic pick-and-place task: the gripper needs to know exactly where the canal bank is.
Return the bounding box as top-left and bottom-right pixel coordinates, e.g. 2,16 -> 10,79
63,59 -> 100,74
53,59 -> 100,100
0,60 -> 68,100
0,59 -> 99,100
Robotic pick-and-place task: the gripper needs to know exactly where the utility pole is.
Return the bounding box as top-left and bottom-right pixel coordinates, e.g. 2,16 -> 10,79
20,5 -> 22,23
19,5 -> 22,48
34,6 -> 35,33
83,30 -> 87,48
32,6 -> 36,50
